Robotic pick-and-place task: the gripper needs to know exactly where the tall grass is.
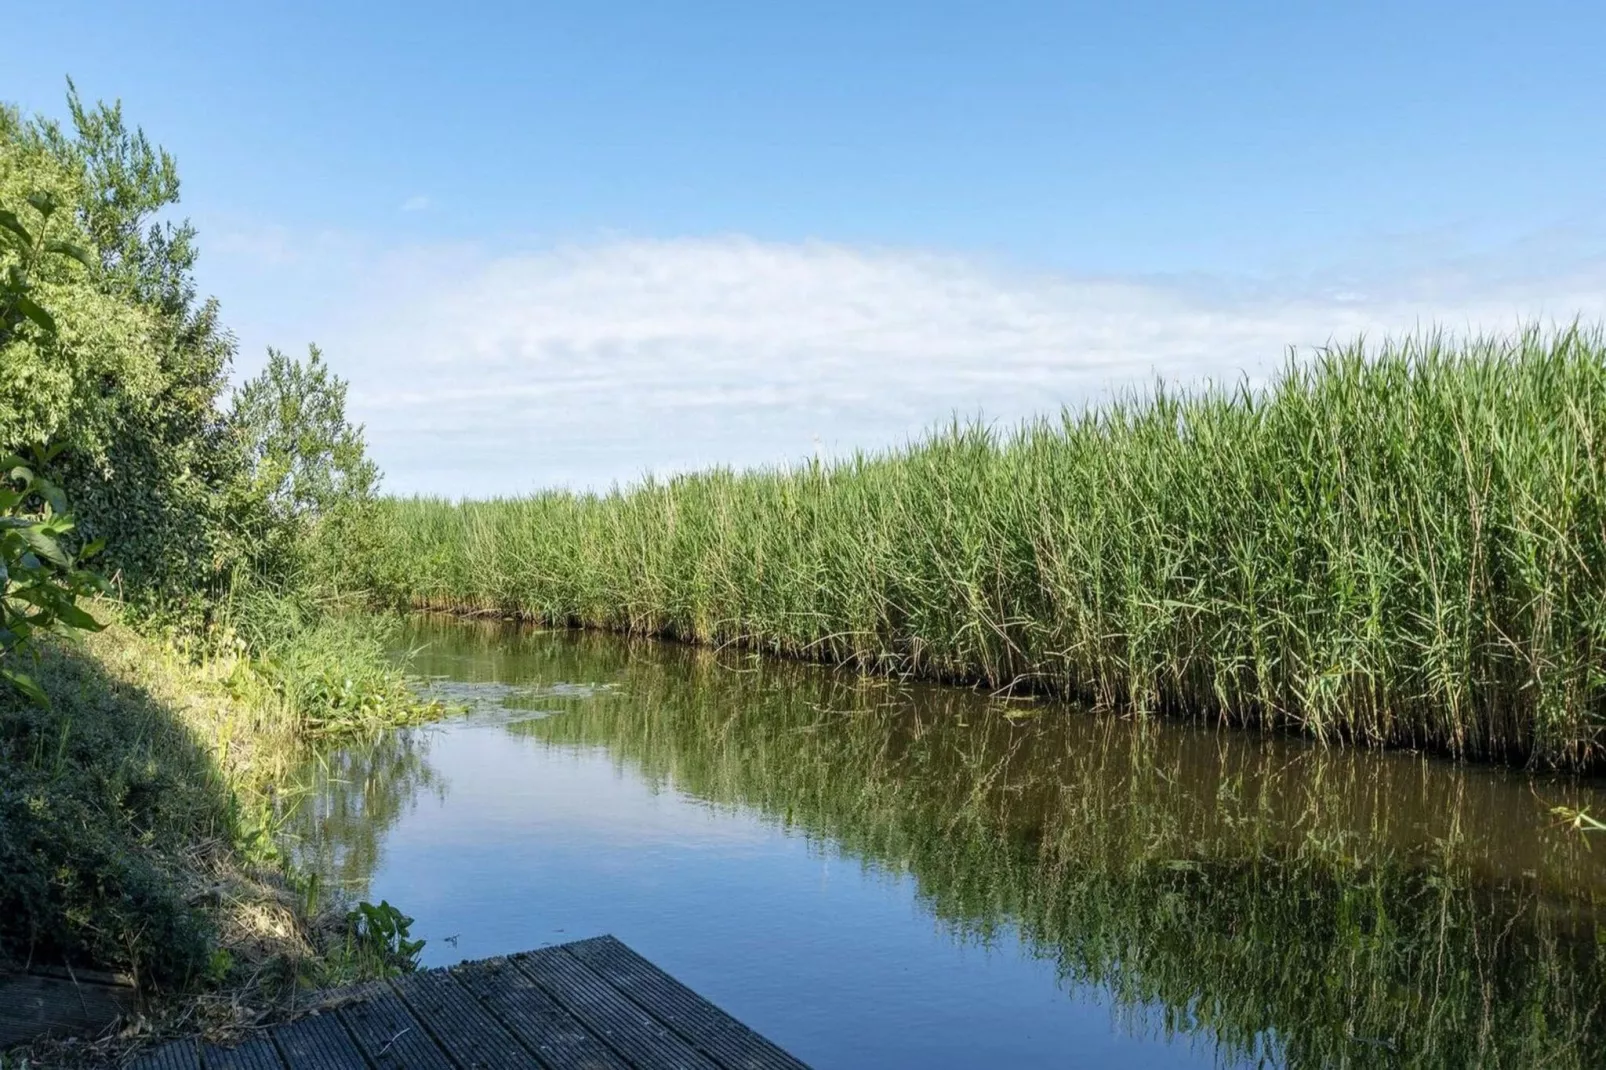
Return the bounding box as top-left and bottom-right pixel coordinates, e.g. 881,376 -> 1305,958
370,327 -> 1606,767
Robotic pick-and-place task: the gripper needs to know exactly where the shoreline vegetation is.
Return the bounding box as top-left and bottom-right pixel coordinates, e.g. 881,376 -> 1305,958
1,88 -> 438,1065
368,326 -> 1606,771
0,604 -> 439,1066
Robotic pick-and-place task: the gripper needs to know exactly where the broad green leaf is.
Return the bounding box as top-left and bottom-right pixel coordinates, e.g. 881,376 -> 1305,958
1,668 -> 48,706
19,528 -> 67,568
9,582 -> 56,604
42,484 -> 67,517
52,601 -> 102,632
12,295 -> 56,335
0,210 -> 32,249
43,240 -> 94,269
25,191 -> 58,219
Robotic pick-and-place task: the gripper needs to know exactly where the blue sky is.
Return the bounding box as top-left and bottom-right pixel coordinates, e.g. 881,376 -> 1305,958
14,2 -> 1606,495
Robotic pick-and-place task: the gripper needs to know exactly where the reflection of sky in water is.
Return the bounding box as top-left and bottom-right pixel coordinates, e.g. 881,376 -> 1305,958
284,620 -> 1606,1070
351,715 -> 1221,1070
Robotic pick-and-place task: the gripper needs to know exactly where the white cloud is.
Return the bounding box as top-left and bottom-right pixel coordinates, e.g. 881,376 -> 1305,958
197,229 -> 1606,498
401,195 -> 431,213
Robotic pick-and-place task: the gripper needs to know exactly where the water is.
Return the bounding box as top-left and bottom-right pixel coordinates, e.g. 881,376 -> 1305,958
284,616 -> 1606,1068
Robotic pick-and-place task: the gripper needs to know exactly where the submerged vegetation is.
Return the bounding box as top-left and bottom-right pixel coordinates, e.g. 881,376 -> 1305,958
371,327 -> 1606,768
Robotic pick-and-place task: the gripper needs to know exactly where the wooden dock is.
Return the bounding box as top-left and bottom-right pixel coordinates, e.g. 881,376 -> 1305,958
127,936 -> 810,1070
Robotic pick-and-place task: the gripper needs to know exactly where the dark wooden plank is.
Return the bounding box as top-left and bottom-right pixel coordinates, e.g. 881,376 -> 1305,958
451,955 -> 631,1070
390,966 -> 543,1069
0,972 -> 137,1047
514,947 -> 719,1070
272,1011 -> 370,1070
201,1034 -> 285,1070
566,937 -> 809,1070
335,985 -> 453,1070
125,1038 -> 203,1070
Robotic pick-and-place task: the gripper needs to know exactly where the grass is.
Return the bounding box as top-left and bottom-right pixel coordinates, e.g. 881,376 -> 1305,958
0,603 -> 436,1064
368,326 -> 1606,768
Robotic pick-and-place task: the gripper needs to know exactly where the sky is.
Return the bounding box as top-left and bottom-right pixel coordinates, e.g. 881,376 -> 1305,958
14,2 -> 1606,496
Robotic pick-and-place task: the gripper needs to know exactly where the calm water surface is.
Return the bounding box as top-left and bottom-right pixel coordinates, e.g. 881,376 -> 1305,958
284,617 -> 1606,1068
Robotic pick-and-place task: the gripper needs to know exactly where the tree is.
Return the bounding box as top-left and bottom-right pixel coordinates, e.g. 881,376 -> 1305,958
0,190 -> 106,702
228,346 -> 381,588
2,86 -> 239,615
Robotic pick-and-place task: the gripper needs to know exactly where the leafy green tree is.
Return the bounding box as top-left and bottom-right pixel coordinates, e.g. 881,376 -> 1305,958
228,346 -> 381,589
3,85 -> 385,621
0,189 -> 107,702
2,86 -> 239,616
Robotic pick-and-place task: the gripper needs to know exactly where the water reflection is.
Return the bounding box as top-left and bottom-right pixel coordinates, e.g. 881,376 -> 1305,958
282,726 -> 446,899
284,616 -> 1606,1068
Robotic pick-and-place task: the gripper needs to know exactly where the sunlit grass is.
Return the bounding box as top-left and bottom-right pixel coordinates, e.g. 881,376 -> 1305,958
371,326 -> 1606,767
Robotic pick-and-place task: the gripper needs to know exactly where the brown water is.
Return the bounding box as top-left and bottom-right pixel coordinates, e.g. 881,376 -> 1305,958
284,616 -> 1606,1068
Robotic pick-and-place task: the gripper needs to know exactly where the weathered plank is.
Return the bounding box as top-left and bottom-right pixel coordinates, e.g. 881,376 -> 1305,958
200,1034 -> 284,1070
0,971 -> 138,1048
125,1038 -> 203,1070
450,954 -> 631,1070
567,936 -> 808,1070
335,985 -> 453,1070
61,936 -> 808,1070
514,946 -> 720,1070
390,965 -> 543,1069
271,1011 -> 369,1070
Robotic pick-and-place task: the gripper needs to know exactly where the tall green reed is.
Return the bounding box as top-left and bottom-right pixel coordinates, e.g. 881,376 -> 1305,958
369,327 -> 1606,767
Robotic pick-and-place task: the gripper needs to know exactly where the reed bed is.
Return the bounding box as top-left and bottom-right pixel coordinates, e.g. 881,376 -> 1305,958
370,327 -> 1606,767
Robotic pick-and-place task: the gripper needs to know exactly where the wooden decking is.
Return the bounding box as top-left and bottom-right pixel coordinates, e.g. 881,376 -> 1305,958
127,936 -> 810,1070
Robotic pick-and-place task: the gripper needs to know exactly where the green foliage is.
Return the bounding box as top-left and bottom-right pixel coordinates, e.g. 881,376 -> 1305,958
369,326 -> 1606,768
2,87 -> 389,628
342,899 -> 424,978
0,449 -> 107,702
0,193 -> 110,703
223,588 -> 439,735
227,345 -> 381,588
0,87 -> 430,1003
0,188 -> 94,339
0,635 -> 225,986
1,88 -> 236,615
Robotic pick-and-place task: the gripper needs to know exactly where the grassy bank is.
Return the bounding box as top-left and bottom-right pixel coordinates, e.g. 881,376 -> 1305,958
0,605 -> 433,1063
370,327 -> 1606,768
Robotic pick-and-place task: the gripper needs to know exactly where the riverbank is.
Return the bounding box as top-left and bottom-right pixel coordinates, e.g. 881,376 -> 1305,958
366,326 -> 1606,769
0,605 -> 437,1066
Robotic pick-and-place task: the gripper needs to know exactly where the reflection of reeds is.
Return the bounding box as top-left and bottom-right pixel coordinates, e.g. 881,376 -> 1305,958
374,328 -> 1606,767
280,727 -> 445,901
409,620 -> 1606,1068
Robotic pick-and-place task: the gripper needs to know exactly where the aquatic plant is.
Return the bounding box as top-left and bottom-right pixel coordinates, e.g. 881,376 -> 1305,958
371,326 -> 1606,767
